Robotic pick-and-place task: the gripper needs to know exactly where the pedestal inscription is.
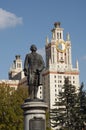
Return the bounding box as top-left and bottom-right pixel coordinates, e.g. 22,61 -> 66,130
29,117 -> 45,130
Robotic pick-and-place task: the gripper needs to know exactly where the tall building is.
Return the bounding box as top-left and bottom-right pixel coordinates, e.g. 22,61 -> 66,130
9,55 -> 24,80
0,55 -> 26,90
43,22 -> 80,109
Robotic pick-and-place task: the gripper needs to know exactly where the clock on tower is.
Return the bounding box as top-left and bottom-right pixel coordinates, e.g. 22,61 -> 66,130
56,40 -> 66,53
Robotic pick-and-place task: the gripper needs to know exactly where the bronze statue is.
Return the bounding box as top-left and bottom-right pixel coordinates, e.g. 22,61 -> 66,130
24,44 -> 45,99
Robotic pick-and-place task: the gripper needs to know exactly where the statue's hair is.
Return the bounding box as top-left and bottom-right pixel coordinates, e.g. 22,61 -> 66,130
30,44 -> 37,51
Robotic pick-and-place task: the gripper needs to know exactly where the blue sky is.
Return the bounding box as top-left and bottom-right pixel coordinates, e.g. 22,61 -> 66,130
0,0 -> 86,87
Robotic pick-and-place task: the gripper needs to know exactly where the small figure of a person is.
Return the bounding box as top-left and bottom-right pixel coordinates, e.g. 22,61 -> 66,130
24,44 -> 45,99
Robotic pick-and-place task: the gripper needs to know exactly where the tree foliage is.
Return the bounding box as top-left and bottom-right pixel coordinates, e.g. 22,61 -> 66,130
0,83 -> 28,130
46,111 -> 53,130
77,82 -> 86,130
50,78 -> 86,130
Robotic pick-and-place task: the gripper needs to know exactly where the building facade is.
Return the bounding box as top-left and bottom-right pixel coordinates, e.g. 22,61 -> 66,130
9,55 -> 24,80
43,22 -> 80,109
0,55 -> 26,90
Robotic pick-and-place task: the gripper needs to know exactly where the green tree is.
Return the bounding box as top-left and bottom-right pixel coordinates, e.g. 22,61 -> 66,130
46,111 -> 52,130
0,83 -> 28,130
50,77 -> 78,130
0,83 -> 13,130
76,82 -> 86,130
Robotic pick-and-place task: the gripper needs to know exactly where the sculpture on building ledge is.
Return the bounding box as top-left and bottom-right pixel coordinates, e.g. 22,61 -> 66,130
24,44 -> 45,99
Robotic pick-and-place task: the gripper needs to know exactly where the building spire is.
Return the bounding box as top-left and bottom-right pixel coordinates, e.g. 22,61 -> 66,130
54,22 -> 61,28
66,32 -> 70,41
51,22 -> 64,41
46,36 -> 49,45
76,59 -> 79,70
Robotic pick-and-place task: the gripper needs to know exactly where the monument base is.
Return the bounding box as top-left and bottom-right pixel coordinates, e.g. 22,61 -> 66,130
21,98 -> 48,130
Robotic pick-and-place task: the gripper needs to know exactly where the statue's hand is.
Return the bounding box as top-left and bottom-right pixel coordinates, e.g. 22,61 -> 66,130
36,69 -> 40,74
23,69 -> 28,76
24,72 -> 28,76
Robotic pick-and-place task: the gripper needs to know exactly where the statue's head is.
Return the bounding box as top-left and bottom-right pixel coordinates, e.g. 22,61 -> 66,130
30,44 -> 37,52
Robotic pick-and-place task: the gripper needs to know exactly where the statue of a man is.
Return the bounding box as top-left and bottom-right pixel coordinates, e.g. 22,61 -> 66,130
24,44 -> 45,99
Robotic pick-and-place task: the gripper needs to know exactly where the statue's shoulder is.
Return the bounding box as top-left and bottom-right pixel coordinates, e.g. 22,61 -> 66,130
36,52 -> 42,57
25,53 -> 32,57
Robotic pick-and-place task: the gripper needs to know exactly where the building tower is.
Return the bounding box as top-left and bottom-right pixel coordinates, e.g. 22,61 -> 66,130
9,55 -> 24,80
43,22 -> 80,109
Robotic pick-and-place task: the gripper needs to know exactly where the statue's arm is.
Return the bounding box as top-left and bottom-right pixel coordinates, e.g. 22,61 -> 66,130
24,54 -> 29,76
38,55 -> 45,72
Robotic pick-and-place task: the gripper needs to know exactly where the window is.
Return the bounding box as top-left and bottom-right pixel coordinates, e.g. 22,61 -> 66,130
55,80 -> 56,83
60,33 -> 61,39
58,88 -> 62,93
55,98 -> 57,101
55,89 -> 57,92
54,75 -> 56,78
57,33 -> 59,39
40,86 -> 42,90
73,81 -> 75,84
17,63 -> 21,68
73,76 -> 75,79
55,94 -> 57,97
60,80 -> 62,83
58,76 -> 62,79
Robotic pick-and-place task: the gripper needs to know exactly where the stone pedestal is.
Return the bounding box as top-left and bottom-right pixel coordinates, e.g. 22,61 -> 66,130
21,98 -> 48,130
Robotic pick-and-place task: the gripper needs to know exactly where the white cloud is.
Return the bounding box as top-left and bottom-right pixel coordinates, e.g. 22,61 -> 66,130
0,8 -> 23,29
